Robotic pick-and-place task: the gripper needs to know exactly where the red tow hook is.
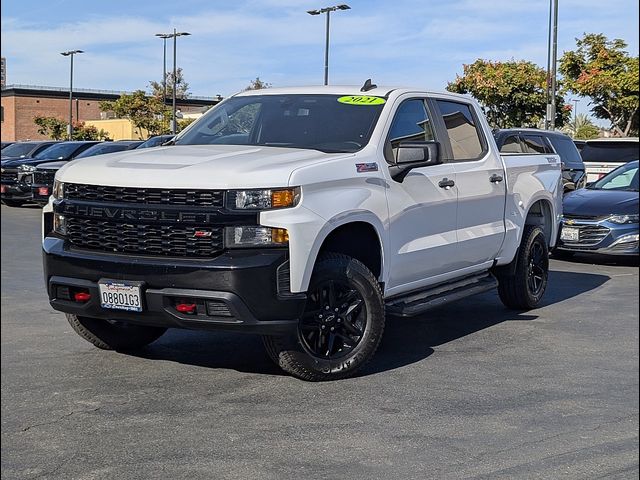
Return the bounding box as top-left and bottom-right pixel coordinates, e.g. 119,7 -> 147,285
74,292 -> 91,303
176,303 -> 197,314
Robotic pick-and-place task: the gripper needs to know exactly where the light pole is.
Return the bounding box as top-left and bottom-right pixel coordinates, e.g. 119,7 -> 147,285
163,29 -> 191,135
60,50 -> 84,140
155,33 -> 172,104
545,0 -> 559,130
307,4 -> 350,85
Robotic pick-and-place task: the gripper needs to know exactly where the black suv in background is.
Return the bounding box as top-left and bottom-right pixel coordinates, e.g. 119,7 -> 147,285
1,141 -> 99,207
31,140 -> 143,204
494,129 -> 587,194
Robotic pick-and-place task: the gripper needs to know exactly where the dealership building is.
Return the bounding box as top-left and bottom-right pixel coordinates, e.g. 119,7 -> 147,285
1,84 -> 221,141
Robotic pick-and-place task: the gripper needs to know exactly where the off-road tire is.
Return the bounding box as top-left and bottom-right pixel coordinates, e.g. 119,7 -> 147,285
66,314 -> 166,350
263,253 -> 385,381
497,225 -> 549,310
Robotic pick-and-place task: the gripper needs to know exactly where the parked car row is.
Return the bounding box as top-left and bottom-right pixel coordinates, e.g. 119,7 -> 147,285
493,130 -> 637,257
1,136 -> 174,207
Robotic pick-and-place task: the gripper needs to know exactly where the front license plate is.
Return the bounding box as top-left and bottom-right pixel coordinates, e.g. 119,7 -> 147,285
561,227 -> 580,241
98,281 -> 143,312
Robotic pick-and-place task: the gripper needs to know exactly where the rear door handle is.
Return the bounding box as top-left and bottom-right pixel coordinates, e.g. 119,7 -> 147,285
490,174 -> 503,183
438,178 -> 455,189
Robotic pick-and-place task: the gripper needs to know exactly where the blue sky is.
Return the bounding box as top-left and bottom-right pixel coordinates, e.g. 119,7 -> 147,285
1,0 -> 638,118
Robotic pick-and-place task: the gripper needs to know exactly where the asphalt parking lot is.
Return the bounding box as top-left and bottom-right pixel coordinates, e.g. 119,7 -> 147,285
1,204 -> 638,480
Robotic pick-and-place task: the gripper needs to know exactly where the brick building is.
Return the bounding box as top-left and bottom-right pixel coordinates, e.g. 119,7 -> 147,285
0,84 -> 220,141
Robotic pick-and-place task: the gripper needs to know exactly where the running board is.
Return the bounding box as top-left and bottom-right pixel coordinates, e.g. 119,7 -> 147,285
385,272 -> 498,317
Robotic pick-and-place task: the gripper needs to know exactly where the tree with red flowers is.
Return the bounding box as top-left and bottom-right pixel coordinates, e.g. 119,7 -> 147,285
560,33 -> 639,137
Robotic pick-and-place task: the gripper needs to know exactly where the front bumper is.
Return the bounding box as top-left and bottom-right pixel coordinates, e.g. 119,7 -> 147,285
43,237 -> 306,334
1,181 -> 32,201
558,219 -> 639,256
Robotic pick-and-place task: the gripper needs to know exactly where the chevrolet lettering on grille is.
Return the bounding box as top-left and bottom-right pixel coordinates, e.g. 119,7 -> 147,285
60,204 -> 219,223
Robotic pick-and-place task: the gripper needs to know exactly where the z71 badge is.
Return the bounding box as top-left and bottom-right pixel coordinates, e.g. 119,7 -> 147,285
356,163 -> 379,173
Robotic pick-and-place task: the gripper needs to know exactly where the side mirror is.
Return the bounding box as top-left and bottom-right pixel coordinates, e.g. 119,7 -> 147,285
390,141 -> 442,182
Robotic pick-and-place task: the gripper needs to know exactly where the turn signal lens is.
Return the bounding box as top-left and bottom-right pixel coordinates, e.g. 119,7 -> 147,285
271,228 -> 289,244
271,189 -> 296,208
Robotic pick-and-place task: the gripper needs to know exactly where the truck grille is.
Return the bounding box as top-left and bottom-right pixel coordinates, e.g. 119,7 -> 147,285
65,183 -> 224,207
66,218 -> 224,258
1,171 -> 18,184
33,170 -> 56,186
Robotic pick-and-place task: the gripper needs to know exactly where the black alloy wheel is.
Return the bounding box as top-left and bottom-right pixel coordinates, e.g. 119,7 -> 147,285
298,279 -> 367,360
527,240 -> 547,296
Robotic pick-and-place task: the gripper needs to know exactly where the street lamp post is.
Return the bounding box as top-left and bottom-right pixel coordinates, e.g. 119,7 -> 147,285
545,0 -> 559,130
307,4 -> 350,85
161,29 -> 191,135
155,34 -> 172,104
572,98 -> 579,135
60,50 -> 84,140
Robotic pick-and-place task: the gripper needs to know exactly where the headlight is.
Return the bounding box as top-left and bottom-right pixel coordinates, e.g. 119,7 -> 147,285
608,214 -> 639,224
226,188 -> 300,211
224,226 -> 289,248
53,180 -> 64,200
19,164 -> 37,172
53,214 -> 67,235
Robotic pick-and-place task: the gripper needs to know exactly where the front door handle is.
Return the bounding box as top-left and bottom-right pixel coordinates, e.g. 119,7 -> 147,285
438,178 -> 455,189
490,174 -> 504,183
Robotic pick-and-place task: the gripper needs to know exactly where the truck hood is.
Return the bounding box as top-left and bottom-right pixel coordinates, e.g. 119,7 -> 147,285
56,144 -> 348,189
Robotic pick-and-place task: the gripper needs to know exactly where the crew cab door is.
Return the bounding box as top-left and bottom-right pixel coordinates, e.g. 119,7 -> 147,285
430,98 -> 506,269
383,97 -> 458,294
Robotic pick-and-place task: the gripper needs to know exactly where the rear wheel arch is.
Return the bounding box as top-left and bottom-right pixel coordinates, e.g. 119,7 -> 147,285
524,199 -> 554,247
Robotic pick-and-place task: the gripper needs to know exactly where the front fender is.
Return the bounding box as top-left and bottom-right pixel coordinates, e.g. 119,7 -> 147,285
261,206 -> 387,293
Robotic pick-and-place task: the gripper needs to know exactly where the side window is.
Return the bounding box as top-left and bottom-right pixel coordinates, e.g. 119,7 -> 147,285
499,135 -> 523,153
388,99 -> 434,152
435,100 -> 484,161
522,135 -> 552,154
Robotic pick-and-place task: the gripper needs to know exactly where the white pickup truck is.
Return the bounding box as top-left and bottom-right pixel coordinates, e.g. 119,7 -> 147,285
43,83 -> 562,381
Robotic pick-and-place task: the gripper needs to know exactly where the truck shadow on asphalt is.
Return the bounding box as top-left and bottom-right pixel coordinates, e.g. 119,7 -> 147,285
129,269 -> 610,378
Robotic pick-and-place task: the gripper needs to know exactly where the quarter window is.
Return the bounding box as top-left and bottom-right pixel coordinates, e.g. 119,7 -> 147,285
435,100 -> 484,160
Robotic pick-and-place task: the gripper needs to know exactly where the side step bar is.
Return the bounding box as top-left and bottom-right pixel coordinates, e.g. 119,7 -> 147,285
385,272 -> 498,317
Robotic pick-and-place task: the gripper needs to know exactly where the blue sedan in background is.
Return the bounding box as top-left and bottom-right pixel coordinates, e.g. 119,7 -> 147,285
557,160 -> 639,256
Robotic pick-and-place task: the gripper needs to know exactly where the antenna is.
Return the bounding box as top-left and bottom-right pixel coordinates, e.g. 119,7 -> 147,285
360,79 -> 377,92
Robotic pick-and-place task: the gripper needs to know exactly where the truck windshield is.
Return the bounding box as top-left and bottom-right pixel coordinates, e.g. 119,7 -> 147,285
175,94 -> 386,153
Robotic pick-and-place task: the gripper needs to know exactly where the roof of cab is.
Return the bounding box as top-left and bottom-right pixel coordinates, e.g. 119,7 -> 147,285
234,85 -> 423,98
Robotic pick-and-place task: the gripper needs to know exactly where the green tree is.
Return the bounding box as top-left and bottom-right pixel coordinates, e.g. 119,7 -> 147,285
34,116 -> 111,140
149,67 -> 190,101
563,113 -> 600,139
244,77 -> 272,91
447,59 -> 569,128
559,33 -> 639,137
34,116 -> 67,140
100,90 -> 170,138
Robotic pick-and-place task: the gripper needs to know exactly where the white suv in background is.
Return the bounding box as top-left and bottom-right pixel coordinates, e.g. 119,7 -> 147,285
580,137 -> 639,182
